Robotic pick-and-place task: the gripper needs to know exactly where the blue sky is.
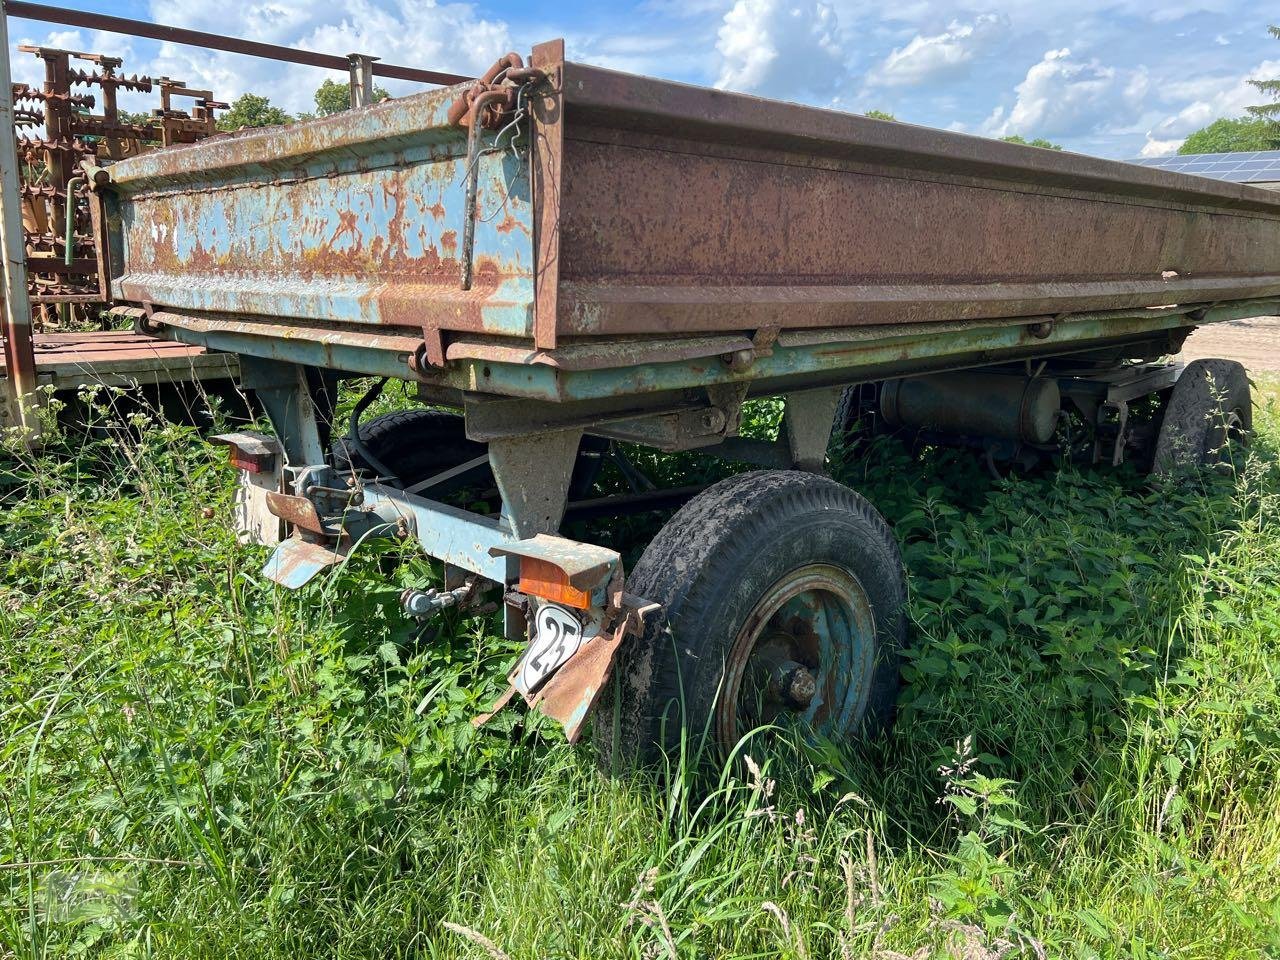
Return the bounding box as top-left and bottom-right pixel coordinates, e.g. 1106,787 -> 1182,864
7,0 -> 1278,158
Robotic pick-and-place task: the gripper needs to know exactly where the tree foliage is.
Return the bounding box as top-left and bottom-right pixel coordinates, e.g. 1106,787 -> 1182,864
312,78 -> 390,117
116,109 -> 155,128
1245,24 -> 1280,147
1000,134 -> 1062,150
215,93 -> 292,131
864,109 -> 897,121
1178,116 -> 1276,154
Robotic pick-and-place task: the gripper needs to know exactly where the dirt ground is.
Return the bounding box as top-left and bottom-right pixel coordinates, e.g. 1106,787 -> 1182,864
1181,315 -> 1280,373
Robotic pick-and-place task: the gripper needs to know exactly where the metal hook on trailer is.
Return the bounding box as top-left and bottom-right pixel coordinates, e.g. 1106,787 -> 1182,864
453,52 -> 548,291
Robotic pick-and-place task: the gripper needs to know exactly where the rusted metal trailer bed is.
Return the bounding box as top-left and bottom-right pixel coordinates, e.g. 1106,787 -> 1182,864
0,330 -> 235,388
0,330 -> 240,433
93,40 -> 1277,763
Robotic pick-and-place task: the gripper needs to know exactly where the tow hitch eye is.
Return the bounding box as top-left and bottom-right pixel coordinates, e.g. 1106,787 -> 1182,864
401,583 -> 485,619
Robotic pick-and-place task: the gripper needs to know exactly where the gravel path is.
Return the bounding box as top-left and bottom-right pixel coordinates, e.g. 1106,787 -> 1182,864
1181,316 -> 1280,373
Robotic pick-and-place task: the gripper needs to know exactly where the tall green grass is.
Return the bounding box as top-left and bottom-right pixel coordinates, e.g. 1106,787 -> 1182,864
2,384 -> 1280,958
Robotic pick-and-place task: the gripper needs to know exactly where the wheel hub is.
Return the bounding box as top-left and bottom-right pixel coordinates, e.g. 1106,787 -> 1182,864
719,563 -> 877,748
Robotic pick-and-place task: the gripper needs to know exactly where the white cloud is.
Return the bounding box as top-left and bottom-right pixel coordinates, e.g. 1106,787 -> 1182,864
1138,59 -> 1280,154
983,47 -> 1148,140
715,0 -> 846,101
867,14 -> 1007,88
8,1 -> 517,118
568,31 -> 712,79
299,2 -> 512,87
1139,137 -> 1182,157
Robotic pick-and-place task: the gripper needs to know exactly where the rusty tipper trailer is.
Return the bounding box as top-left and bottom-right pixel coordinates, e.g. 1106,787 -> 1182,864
94,40 -> 1278,764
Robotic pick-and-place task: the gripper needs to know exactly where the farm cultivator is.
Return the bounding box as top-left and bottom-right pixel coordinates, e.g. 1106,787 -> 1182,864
12,43 -> 223,325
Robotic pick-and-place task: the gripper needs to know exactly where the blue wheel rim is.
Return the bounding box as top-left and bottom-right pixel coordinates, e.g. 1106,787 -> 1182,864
719,563 -> 877,747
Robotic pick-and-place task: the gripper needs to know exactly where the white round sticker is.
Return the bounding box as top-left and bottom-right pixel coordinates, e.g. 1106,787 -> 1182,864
517,603 -> 585,695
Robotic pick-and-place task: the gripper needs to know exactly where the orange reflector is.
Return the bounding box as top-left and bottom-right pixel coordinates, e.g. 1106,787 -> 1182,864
226,445 -> 274,475
518,556 -> 592,609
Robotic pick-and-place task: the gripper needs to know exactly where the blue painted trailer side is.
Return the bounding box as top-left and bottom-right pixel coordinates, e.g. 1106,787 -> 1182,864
96,82 -> 536,352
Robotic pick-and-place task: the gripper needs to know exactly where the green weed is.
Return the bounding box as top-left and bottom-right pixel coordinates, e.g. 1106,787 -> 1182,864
2,384 -> 1280,958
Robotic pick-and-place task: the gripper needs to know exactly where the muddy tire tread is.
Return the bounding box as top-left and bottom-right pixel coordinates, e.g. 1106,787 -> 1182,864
599,469 -> 905,768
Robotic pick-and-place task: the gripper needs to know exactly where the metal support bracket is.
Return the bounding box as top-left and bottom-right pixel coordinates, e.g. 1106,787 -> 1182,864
600,407 -> 729,450
237,356 -> 329,466
597,381 -> 750,451
489,428 -> 584,539
782,386 -> 844,472
347,53 -> 378,108
1094,400 -> 1130,467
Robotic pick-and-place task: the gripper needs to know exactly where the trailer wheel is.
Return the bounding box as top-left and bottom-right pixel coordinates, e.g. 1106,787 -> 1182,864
334,408 -> 606,499
598,470 -> 905,769
833,383 -> 881,449
1151,359 -> 1251,476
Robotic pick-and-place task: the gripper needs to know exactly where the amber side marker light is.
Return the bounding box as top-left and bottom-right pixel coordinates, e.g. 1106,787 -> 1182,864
226,446 -> 273,474
519,556 -> 592,609
210,433 -> 279,475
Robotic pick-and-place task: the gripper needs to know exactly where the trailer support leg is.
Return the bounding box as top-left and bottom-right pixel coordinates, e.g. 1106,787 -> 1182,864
489,428 -> 585,538
238,356 -> 336,467
782,386 -> 844,473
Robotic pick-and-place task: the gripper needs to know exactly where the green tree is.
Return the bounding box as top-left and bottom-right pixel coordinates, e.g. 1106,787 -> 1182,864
312,78 -> 390,116
1177,116 -> 1275,154
116,109 -> 155,128
1245,24 -> 1280,146
215,93 -> 291,131
864,109 -> 896,121
1000,134 -> 1062,150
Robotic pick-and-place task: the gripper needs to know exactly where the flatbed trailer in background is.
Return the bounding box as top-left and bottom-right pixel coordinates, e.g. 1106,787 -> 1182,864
84,36 -> 1279,766
0,329 -> 239,430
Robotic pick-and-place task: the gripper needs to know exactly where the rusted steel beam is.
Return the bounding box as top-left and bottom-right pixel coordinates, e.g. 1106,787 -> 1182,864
558,63 -> 1280,212
0,12 -> 39,438
542,60 -> 1280,340
3,1 -> 470,87
530,40 -> 565,353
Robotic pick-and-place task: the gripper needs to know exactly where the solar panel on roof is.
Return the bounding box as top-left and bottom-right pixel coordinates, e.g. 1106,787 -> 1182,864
1126,148 -> 1280,183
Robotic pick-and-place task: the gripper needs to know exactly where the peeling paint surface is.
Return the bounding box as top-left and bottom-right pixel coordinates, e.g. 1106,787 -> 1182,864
104,83 -> 534,342
100,55 -> 1280,398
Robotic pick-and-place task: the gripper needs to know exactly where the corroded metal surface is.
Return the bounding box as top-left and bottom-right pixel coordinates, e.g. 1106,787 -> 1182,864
100,81 -> 535,363
553,61 -> 1280,337
100,41 -> 1280,398
490,533 -> 619,592
0,329 -> 236,389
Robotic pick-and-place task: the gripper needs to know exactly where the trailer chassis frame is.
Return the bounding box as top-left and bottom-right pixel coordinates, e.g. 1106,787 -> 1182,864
222,356 -> 848,739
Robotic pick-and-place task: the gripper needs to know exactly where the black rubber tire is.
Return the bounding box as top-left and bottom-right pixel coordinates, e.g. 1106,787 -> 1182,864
1151,359 -> 1251,476
833,383 -> 875,440
833,384 -> 859,433
334,408 -> 607,500
334,409 -> 485,484
596,470 -> 906,770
